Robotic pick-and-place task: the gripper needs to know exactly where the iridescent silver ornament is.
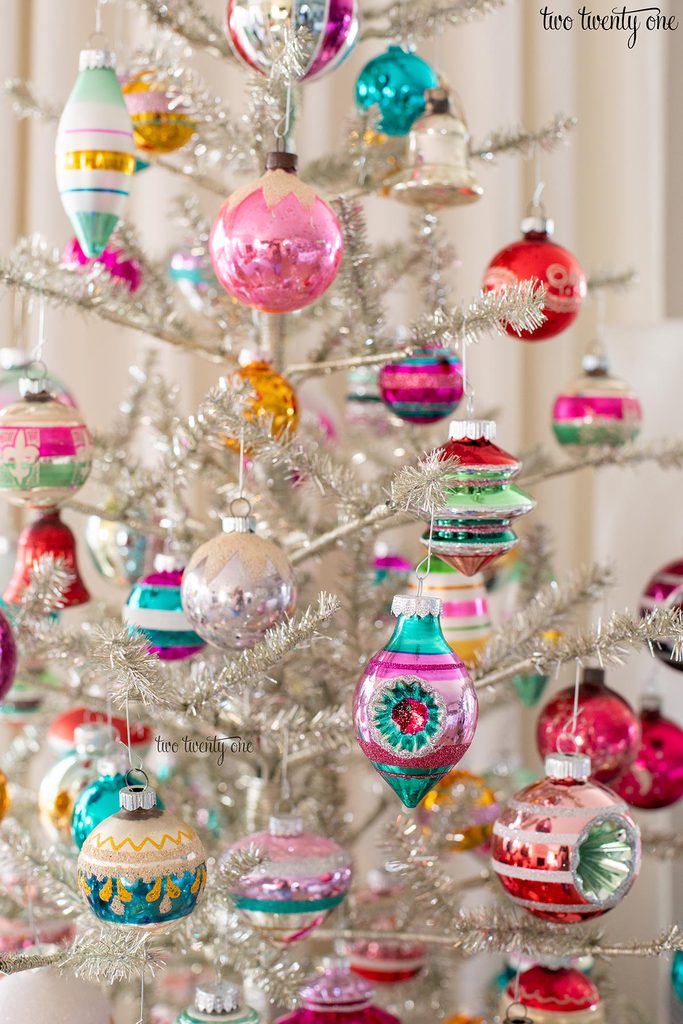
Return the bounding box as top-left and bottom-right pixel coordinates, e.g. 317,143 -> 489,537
85,513 -> 158,587
180,507 -> 296,650
389,88 -> 483,210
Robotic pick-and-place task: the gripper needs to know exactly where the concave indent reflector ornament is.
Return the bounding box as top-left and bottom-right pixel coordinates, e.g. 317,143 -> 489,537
223,813 -> 352,945
353,593 -> 478,807
420,420 -> 536,576
78,772 -> 206,929
491,752 -> 640,923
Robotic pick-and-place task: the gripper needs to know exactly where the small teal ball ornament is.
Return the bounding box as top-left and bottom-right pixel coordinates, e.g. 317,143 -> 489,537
355,45 -> 438,137
673,950 -> 683,1002
123,553 -> 205,661
71,749 -> 164,850
77,772 -> 206,930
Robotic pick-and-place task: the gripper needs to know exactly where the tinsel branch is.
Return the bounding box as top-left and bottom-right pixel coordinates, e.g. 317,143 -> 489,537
0,819 -> 82,915
520,438 -> 683,488
218,847 -> 264,888
641,830 -> 683,861
289,502 -> 403,565
88,624 -> 165,709
390,452 -> 461,517
361,0 -> 507,42
134,0 -> 233,59
330,197 -> 387,347
587,268 -> 639,292
516,524 -> 556,606
13,554 -> 75,622
471,114 -> 578,161
60,929 -> 165,983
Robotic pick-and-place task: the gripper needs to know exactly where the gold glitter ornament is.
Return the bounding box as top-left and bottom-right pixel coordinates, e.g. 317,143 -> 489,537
122,71 -> 195,154
416,768 -> 498,852
0,769 -> 10,823
225,358 -> 299,451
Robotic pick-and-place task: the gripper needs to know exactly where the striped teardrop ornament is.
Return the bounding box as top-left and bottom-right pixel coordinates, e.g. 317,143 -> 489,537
408,557 -> 491,666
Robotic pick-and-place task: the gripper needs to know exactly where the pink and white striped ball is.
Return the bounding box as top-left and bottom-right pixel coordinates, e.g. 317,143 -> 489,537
379,348 -> 463,424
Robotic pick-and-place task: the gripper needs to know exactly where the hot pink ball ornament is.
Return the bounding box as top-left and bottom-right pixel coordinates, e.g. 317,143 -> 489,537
536,667 -> 640,784
63,236 -> 142,293
209,152 -> 343,313
613,696 -> 683,809
640,557 -> 683,672
275,957 -> 402,1024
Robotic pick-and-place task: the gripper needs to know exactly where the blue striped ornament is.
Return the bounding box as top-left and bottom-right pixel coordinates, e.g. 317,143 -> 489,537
56,48 -> 135,258
124,558 -> 205,661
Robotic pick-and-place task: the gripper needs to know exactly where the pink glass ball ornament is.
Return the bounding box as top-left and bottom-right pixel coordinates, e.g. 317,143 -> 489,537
275,957 -> 402,1024
353,593 -> 478,808
62,236 -> 142,292
223,812 -> 352,945
209,151 -> 343,313
613,695 -> 683,809
491,751 -> 641,924
536,667 -> 641,784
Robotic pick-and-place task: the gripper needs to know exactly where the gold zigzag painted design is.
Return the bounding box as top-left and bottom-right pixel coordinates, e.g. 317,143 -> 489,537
90,828 -> 196,853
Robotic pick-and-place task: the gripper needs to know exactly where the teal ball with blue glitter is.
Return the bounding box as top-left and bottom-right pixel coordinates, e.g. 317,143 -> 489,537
72,767 -> 164,849
355,45 -> 438,137
123,555 -> 205,661
673,950 -> 683,1002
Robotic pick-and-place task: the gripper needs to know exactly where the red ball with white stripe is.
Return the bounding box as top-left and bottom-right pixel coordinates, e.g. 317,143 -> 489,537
491,752 -> 640,924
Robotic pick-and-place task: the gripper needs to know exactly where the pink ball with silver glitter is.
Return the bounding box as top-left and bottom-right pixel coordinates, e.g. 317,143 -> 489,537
209,154 -> 343,313
275,958 -> 402,1024
379,348 -> 463,424
63,237 -> 142,293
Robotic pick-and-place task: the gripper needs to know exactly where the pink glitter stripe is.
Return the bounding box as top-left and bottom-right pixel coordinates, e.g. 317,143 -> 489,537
0,425 -> 91,457
554,395 -> 641,421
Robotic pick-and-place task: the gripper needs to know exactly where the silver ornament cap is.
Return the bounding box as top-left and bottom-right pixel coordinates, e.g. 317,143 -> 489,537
448,419 -> 496,442
391,594 -> 441,618
545,752 -> 591,782
153,551 -> 186,573
79,48 -> 116,70
195,982 -> 241,1015
521,213 -> 555,236
269,813 -> 304,837
221,514 -> 257,535
119,780 -> 157,811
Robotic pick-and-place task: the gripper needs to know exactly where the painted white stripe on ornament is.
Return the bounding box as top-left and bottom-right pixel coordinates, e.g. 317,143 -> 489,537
491,859 -> 574,883
493,821 -> 580,845
508,798 -> 628,818
506,894 -> 618,913
441,615 -> 491,630
123,606 -> 192,631
58,191 -> 129,217
349,954 -> 425,972
253,855 -> 351,879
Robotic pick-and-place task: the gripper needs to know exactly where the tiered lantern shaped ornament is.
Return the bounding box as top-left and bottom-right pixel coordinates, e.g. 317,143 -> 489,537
491,751 -> 641,923
176,982 -> 260,1024
353,593 -> 478,808
275,957 -> 402,1024
421,421 -> 536,576
355,45 -> 438,137
500,964 -> 605,1024
389,88 -> 483,209
342,868 -> 426,983
124,551 -> 206,661
56,43 -> 135,258
78,771 -> 207,928
552,346 -> 642,450
639,557 -> 683,672
226,0 -> 360,81
223,812 -> 352,945
614,694 -> 683,810
407,556 -> 491,666
38,721 -> 115,843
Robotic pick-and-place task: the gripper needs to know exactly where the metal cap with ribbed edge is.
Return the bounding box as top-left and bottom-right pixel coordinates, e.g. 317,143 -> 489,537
119,783 -> 157,811
195,982 -> 241,1015
581,348 -> 610,376
448,419 -> 496,441
521,214 -> 554,236
391,594 -> 441,618
79,48 -> 116,70
221,514 -> 257,535
269,813 -> 303,837
153,551 -> 187,573
544,752 -> 591,781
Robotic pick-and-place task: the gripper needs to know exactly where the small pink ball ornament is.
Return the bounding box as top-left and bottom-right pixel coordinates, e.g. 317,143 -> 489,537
209,151 -> 343,313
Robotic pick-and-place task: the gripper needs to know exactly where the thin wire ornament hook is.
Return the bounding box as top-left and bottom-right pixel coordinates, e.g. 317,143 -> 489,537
414,512 -> 436,598
527,141 -> 546,218
274,75 -> 293,152
460,332 -> 475,419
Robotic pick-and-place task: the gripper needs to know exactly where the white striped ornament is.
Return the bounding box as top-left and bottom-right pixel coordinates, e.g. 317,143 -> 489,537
408,557 -> 491,665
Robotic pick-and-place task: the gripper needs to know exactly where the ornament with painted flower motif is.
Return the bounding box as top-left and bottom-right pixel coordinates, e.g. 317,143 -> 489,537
353,593 -> 478,808
78,773 -> 206,929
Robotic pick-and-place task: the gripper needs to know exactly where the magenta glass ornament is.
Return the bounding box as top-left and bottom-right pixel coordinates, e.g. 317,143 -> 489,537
0,609 -> 16,701
353,593 -> 478,808
63,236 -> 142,293
552,349 -> 642,450
222,813 -> 352,945
209,153 -> 343,313
536,667 -> 640,783
379,348 -> 463,424
640,557 -> 683,672
613,697 -> 683,809
275,958 -> 401,1024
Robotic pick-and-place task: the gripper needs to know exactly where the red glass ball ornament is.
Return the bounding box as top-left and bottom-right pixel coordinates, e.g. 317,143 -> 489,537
501,964 -> 605,1023
483,219 -> 586,341
640,557 -> 683,672
491,751 -> 641,923
613,697 -> 683,809
536,667 -> 640,783
47,706 -> 152,756
4,508 -> 90,608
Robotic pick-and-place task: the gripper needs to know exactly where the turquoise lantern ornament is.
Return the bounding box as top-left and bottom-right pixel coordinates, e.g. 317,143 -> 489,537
71,746 -> 164,850
355,45 -> 438,137
56,45 -> 135,257
123,552 -> 206,661
176,982 -> 260,1024
77,771 -> 206,929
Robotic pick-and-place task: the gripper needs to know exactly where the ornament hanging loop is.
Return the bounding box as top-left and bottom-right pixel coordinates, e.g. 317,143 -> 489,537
124,766 -> 150,792
414,512 -> 436,597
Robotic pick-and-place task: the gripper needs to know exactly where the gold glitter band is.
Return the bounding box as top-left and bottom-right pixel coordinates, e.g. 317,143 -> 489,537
60,150 -> 136,174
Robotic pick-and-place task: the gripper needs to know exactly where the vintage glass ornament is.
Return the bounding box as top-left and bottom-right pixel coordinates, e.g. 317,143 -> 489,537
483,213 -> 586,341
177,982 -> 260,1024
407,557 -> 491,666
417,768 -> 498,853
640,557 -> 683,672
38,721 -> 115,842
124,552 -> 206,661
169,244 -> 222,313
63,236 -> 142,292
4,508 -> 90,607
511,631 -> 561,707
122,70 -> 195,153
210,152 -> 343,313
276,957 -> 401,1024
225,357 -> 299,448
0,350 -> 75,411
0,967 -> 113,1024
355,45 -> 438,137
224,813 -> 352,944
613,695 -> 683,809
353,593 -> 478,807
536,666 -> 640,783
552,348 -> 641,449
0,675 -> 44,724
373,546 -> 412,626
379,347 -> 463,424
672,950 -> 683,1003
389,88 -> 483,209
0,388 -> 93,508
72,746 -> 164,849
421,420 -> 536,577
0,609 -> 17,703
500,965 -> 605,1024
491,751 -> 641,923
342,870 -> 426,983
445,1017 -> 485,1024
181,507 -> 296,650
345,365 -> 388,432
78,775 -> 206,928
47,705 -> 152,756
0,769 -> 10,823
227,0 -> 359,81
85,510 -> 157,586
56,46 -> 135,258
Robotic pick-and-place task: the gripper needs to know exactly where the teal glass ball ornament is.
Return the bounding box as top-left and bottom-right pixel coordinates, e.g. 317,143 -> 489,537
71,748 -> 164,849
123,553 -> 205,661
355,45 -> 438,137
673,950 -> 683,1002
77,774 -> 206,930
